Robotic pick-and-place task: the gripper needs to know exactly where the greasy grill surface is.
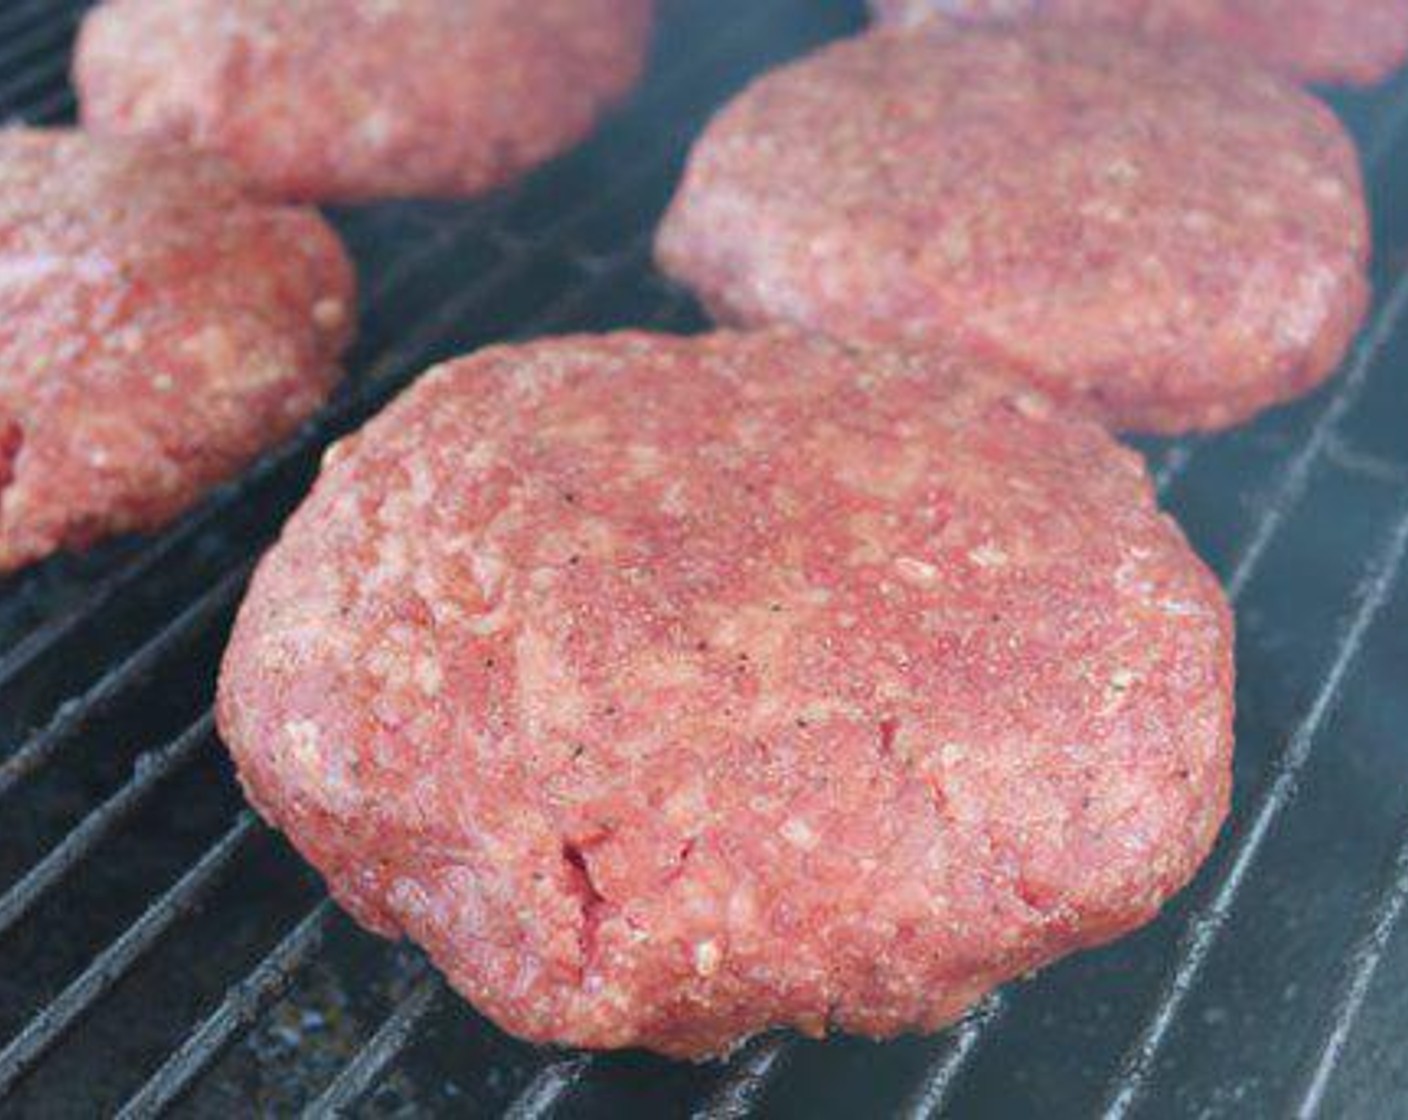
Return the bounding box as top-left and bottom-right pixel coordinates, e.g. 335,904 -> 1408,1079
2,1 -> 1408,1116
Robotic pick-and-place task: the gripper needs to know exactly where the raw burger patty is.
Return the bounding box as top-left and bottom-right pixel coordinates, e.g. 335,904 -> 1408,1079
869,0 -> 1408,87
74,0 -> 655,202
217,330 -> 1233,1058
0,130 -> 353,576
655,25 -> 1369,435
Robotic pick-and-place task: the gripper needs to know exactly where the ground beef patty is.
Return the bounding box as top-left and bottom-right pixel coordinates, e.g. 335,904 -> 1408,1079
217,331 -> 1233,1058
0,129 -> 353,577
869,0 -> 1408,87
655,26 -> 1369,435
74,0 -> 654,203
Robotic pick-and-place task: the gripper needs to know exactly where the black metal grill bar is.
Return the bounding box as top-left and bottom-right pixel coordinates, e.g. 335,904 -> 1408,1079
1365,85 -> 1408,166
0,7 -> 78,75
0,49 -> 70,112
503,1056 -> 596,1120
1100,495 -> 1408,1118
512,238 -> 653,340
0,811 -> 258,1098
1225,273 -> 1408,599
0,562 -> 249,801
1325,435 -> 1408,486
0,514 -> 221,698
691,1035 -> 792,1120
20,84 -> 73,122
0,712 -> 213,941
299,974 -> 442,1119
0,0 -> 79,42
898,995 -> 1006,1120
1289,800 -> 1408,1117
115,899 -> 338,1120
0,0 -> 782,704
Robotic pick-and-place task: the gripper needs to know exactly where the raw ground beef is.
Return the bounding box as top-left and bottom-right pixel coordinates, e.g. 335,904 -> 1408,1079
218,330 -> 1233,1058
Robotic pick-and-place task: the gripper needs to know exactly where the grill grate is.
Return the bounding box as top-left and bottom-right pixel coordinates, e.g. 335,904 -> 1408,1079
4,1 -> 1408,1116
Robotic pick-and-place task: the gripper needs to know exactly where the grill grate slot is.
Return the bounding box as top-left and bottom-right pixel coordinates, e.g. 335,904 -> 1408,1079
4,1 -> 1408,1115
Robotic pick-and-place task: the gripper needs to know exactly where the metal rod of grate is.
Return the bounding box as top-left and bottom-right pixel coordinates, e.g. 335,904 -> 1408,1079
0,561 -> 249,801
897,995 -> 1007,1120
0,0 -> 81,44
0,713 -> 214,940
0,7 -> 79,76
693,1036 -> 794,1120
1290,799 -> 1408,1119
503,1057 -> 596,1120
116,900 -> 340,1120
300,975 -> 442,1119
0,812 -> 259,1098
